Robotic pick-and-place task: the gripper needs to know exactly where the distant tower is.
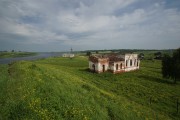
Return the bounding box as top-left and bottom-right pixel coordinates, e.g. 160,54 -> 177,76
71,47 -> 73,53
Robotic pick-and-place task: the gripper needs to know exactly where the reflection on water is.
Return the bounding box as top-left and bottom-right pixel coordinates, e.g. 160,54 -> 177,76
0,52 -> 63,64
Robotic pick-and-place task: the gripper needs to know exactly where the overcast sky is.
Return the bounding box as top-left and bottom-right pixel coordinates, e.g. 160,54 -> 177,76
0,0 -> 180,52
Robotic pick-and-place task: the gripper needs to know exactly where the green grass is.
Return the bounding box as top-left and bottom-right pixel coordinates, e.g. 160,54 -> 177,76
0,52 -> 37,58
0,56 -> 179,120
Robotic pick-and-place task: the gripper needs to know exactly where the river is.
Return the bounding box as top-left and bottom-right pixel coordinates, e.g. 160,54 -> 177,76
0,52 -> 63,64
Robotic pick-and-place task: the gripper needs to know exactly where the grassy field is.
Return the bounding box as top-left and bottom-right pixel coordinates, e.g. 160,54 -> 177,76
0,52 -> 37,58
0,55 -> 179,119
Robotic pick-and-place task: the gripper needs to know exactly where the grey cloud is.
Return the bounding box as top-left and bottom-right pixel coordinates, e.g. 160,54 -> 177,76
0,0 -> 180,51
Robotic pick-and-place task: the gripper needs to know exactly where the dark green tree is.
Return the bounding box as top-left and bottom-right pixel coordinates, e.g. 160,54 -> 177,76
172,48 -> 180,83
154,52 -> 162,59
162,48 -> 180,83
138,53 -> 144,60
86,52 -> 92,56
162,54 -> 172,78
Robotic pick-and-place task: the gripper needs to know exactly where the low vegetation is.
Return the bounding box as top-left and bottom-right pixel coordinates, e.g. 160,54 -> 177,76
0,52 -> 37,58
0,53 -> 179,119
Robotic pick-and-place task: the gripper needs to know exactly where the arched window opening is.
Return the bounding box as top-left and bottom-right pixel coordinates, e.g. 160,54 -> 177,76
134,59 -> 136,66
130,59 -> 132,66
120,63 -> 122,69
126,60 -> 128,67
137,62 -> 139,67
116,64 -> 118,70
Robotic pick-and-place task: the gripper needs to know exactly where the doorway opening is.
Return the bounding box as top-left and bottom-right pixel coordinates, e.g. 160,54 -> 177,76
103,65 -> 105,72
92,64 -> 95,73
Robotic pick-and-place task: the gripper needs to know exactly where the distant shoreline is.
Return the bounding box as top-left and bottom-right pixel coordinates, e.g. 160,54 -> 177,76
0,52 -> 37,59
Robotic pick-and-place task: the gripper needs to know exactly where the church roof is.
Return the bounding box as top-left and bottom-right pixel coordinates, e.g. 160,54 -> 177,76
89,54 -> 124,63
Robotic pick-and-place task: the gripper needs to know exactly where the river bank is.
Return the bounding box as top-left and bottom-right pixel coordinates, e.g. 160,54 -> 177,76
0,52 -> 63,64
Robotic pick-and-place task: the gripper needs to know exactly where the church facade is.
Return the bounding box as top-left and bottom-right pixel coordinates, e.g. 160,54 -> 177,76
89,53 -> 140,74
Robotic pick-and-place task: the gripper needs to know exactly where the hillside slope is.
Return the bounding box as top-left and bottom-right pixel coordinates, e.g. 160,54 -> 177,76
0,56 -> 179,119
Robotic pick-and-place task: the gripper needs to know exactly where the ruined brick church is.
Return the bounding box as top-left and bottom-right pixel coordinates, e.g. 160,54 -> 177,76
89,53 -> 140,74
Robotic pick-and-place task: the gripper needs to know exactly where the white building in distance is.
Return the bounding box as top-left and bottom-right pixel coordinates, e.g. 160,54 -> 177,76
62,53 -> 75,58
